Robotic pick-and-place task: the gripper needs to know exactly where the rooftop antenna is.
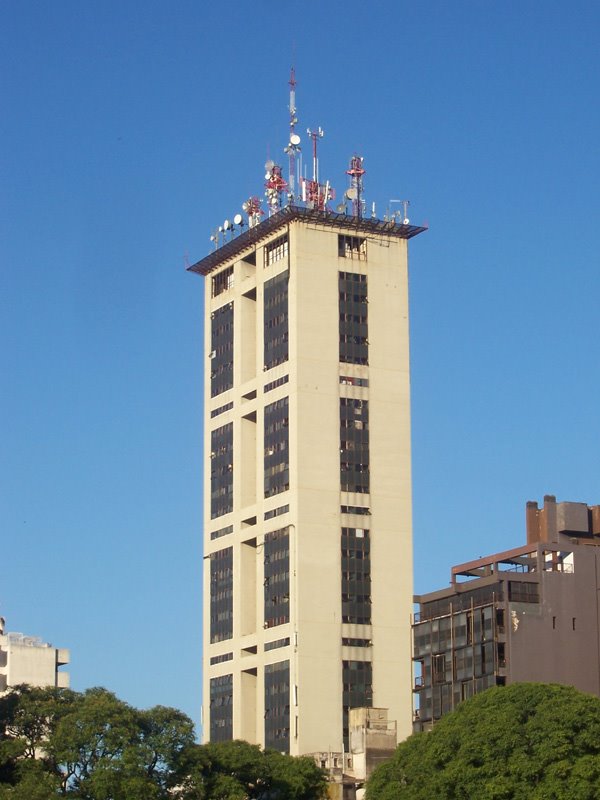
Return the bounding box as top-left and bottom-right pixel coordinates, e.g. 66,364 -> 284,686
307,127 -> 324,182
345,155 -> 365,219
284,68 -> 301,203
388,199 -> 410,224
265,160 -> 288,215
300,126 -> 332,211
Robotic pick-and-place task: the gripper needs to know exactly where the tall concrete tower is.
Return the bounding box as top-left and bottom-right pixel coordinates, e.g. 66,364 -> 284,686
188,87 -> 425,756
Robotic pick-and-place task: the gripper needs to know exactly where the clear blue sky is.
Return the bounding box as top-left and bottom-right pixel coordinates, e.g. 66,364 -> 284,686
2,1 -> 599,730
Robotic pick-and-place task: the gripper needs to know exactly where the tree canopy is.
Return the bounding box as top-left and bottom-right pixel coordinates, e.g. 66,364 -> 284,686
366,683 -> 600,800
0,686 -> 326,800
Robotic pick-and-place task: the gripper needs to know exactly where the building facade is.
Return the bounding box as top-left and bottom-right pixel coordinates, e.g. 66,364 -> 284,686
190,205 -> 424,754
0,618 -> 69,695
412,495 -> 600,731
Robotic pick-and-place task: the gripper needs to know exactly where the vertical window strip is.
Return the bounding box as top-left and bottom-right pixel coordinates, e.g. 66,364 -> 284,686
210,423 -> 233,519
210,547 -> 233,643
264,271 -> 289,370
341,528 -> 371,625
339,272 -> 368,366
211,303 -> 234,397
264,660 -> 290,753
264,527 -> 290,628
340,398 -> 370,494
264,397 -> 289,498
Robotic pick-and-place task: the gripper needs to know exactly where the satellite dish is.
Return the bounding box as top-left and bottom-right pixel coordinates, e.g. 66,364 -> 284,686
265,172 -> 272,180
223,219 -> 230,230
234,213 -> 243,225
290,133 -> 301,146
265,159 -> 275,170
346,187 -> 358,201
403,218 -> 410,225
242,202 -> 249,212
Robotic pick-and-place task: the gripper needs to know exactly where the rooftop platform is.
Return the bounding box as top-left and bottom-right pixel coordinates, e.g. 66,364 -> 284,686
187,204 -> 427,277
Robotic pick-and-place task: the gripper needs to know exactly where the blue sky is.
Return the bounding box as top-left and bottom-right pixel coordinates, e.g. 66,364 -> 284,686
2,1 -> 599,730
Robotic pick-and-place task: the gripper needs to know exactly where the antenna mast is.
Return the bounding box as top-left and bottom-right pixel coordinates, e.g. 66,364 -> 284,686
284,68 -> 301,203
345,155 -> 366,219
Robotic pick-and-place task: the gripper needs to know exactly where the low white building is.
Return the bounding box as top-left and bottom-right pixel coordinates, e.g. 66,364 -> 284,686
0,617 -> 69,694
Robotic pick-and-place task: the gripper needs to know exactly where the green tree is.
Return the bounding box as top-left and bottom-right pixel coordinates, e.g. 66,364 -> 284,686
174,740 -> 327,800
0,688 -> 326,799
366,683 -> 600,800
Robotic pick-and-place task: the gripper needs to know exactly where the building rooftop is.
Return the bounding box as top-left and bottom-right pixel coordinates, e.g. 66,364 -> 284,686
187,205 -> 427,277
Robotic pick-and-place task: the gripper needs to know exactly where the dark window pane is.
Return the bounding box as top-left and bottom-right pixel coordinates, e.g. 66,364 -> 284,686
264,527 -> 290,628
265,660 -> 290,753
211,303 -> 234,397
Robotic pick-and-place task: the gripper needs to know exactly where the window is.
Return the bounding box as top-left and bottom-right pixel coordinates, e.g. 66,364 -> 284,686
210,524 -> 233,541
210,652 -> 233,665
265,375 -> 289,393
508,581 -> 539,604
264,504 -> 289,521
210,401 -> 233,419
265,637 -> 290,652
264,527 -> 290,629
212,265 -> 234,297
342,661 -> 372,748
210,548 -> 233,643
338,235 -> 366,260
210,423 -> 233,519
339,272 -> 368,365
210,674 -> 233,741
341,528 -> 371,625
265,235 -> 288,266
265,661 -> 290,753
264,397 -> 289,498
340,398 -> 370,493
210,303 -> 234,397
264,271 -> 289,370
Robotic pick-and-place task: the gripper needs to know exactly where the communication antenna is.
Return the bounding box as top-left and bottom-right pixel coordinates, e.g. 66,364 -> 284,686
265,160 -> 288,215
307,127 -> 324,182
388,199 -> 410,224
283,68 -> 301,203
242,196 -> 264,229
345,155 -> 366,219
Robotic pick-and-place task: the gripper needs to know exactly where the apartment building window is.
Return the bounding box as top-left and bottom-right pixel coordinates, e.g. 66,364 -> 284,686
210,423 -> 233,519
210,547 -> 233,643
264,271 -> 289,370
339,272 -> 368,365
338,235 -> 366,260
264,397 -> 289,498
265,235 -> 288,267
210,674 -> 233,741
264,527 -> 290,628
340,398 -> 369,493
508,581 -> 539,603
211,303 -> 234,397
341,528 -> 371,625
212,265 -> 234,298
342,660 -> 372,748
265,660 -> 290,753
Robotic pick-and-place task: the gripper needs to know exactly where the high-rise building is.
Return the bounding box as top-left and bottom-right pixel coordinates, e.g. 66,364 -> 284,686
412,495 -> 600,732
188,81 -> 425,755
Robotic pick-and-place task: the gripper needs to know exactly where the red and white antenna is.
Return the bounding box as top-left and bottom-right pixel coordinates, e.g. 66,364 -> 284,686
265,161 -> 288,215
283,68 -> 301,203
345,155 -> 366,219
300,126 -> 334,211
242,196 -> 264,228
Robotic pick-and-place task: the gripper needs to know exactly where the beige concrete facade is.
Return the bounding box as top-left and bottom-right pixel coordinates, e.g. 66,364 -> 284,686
0,625 -> 70,695
198,210 -> 421,754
